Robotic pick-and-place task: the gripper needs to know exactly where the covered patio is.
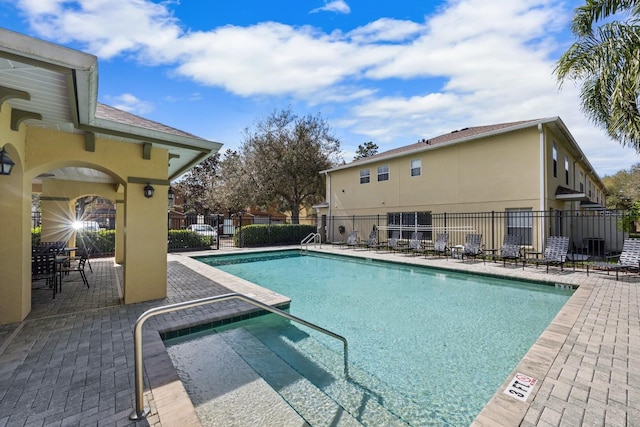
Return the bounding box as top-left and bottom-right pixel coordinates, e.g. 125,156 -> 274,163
0,29 -> 221,324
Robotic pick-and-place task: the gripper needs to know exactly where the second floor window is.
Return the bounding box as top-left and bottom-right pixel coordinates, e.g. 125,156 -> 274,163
564,155 -> 569,185
378,165 -> 389,181
360,168 -> 370,184
552,141 -> 558,178
410,159 -> 421,177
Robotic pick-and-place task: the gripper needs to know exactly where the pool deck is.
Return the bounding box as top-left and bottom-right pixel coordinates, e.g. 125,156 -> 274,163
0,246 -> 638,426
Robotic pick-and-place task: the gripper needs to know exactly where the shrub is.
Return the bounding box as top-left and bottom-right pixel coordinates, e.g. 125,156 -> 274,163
168,230 -> 215,252
234,224 -> 316,247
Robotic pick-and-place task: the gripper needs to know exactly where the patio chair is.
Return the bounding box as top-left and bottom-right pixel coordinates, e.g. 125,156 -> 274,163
59,252 -> 90,289
495,234 -> 522,267
402,232 -> 423,255
427,233 -> 449,258
345,231 -> 360,249
534,236 -> 570,272
331,231 -> 357,248
461,234 -> 484,262
588,238 -> 640,280
358,226 -> 379,250
31,252 -> 58,298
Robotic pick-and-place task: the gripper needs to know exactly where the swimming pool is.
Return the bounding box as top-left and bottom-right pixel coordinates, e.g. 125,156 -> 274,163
167,250 -> 572,426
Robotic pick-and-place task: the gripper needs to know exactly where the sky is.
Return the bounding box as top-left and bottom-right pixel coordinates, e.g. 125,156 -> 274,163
0,0 -> 638,178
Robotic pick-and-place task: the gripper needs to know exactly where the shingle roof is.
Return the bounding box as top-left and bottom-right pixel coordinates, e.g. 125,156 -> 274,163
350,119 -> 542,166
95,103 -> 208,141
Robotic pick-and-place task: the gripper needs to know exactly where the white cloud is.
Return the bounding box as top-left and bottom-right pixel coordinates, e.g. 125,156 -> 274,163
106,93 -> 154,114
12,0 -> 639,175
310,0 -> 351,14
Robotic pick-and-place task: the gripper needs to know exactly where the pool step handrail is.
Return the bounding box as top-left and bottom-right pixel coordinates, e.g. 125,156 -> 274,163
129,292 -> 349,421
301,232 -> 321,249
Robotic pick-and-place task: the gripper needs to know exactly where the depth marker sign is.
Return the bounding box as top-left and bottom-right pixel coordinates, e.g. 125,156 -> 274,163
503,372 -> 537,402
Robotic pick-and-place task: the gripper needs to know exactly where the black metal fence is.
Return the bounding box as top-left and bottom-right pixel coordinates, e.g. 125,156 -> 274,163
322,210 -> 635,260
31,209 -> 637,259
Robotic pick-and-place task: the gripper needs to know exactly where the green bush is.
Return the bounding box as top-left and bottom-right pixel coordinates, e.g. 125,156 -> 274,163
234,224 -> 316,247
168,230 -> 215,252
75,230 -> 115,255
30,228 -> 116,255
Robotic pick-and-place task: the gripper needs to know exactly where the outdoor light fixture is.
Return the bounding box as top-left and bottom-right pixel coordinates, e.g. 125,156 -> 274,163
0,146 -> 15,176
168,186 -> 175,204
143,183 -> 154,198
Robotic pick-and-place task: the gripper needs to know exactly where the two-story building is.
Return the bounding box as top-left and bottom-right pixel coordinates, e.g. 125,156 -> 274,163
318,117 -> 610,250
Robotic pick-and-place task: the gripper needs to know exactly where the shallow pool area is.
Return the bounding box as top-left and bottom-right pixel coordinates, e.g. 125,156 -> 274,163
167,250 -> 573,426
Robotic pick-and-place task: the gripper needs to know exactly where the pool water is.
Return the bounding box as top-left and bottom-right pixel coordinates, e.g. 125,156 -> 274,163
170,251 -> 572,426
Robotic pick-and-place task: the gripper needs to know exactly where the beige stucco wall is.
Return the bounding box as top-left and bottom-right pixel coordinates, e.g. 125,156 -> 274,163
0,104 -> 171,324
328,127 -> 543,217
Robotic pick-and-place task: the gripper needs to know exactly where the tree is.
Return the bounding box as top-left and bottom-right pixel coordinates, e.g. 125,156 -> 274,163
174,154 -> 220,214
213,150 -> 252,216
555,1 -> 640,151
241,108 -> 341,223
353,141 -> 378,160
602,162 -> 640,208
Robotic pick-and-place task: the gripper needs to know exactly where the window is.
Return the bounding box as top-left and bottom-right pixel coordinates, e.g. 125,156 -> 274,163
564,155 -> 569,185
387,211 -> 432,240
359,168 -> 370,184
552,142 -> 557,178
506,208 -> 533,246
410,159 -> 421,177
377,165 -> 389,181
579,171 -> 584,192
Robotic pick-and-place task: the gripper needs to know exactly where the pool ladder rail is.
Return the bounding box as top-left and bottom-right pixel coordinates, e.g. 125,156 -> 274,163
129,292 -> 349,421
301,232 -> 322,250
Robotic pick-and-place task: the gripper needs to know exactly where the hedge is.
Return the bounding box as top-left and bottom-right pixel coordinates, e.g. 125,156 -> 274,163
234,224 -> 316,247
168,230 -> 215,252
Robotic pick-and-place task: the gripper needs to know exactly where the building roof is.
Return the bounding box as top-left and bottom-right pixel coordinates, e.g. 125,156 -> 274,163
351,119 -> 540,165
96,103 -> 208,142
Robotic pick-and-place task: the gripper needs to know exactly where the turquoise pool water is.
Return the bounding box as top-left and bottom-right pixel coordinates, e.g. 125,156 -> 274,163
172,250 -> 572,426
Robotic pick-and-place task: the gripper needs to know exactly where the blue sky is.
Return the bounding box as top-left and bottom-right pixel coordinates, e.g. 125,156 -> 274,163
1,0 -> 637,177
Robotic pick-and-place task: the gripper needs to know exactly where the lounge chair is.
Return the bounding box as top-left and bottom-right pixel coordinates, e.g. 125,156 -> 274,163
407,233 -> 424,256
588,238 -> 640,280
331,231 -> 357,248
428,233 -> 449,258
534,236 -> 570,272
461,234 -> 484,262
358,227 -> 379,250
346,231 -> 360,249
495,234 -> 522,267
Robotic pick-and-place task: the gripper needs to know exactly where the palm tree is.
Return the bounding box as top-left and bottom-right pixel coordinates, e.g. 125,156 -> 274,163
555,0 -> 640,151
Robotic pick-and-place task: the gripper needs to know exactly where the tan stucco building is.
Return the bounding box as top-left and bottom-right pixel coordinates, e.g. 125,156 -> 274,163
319,118 -> 608,245
0,29 -> 221,324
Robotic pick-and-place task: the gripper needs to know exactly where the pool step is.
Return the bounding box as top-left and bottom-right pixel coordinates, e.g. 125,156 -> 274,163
220,327 -> 364,426
166,331 -> 309,426
222,325 -> 411,426
242,318 -> 433,426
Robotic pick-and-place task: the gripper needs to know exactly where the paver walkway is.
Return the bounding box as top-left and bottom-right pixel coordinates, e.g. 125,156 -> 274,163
0,248 -> 638,426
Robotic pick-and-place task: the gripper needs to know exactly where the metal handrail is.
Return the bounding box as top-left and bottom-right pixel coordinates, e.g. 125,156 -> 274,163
301,232 -> 321,249
129,292 -> 349,421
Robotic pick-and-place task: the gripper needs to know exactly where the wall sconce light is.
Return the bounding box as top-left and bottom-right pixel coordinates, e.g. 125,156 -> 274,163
0,146 -> 15,176
168,186 -> 175,204
143,183 -> 155,198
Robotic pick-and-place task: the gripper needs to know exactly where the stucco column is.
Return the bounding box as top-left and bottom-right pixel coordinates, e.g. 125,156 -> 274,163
122,182 -> 168,303
115,200 -> 125,264
0,151 -> 31,324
